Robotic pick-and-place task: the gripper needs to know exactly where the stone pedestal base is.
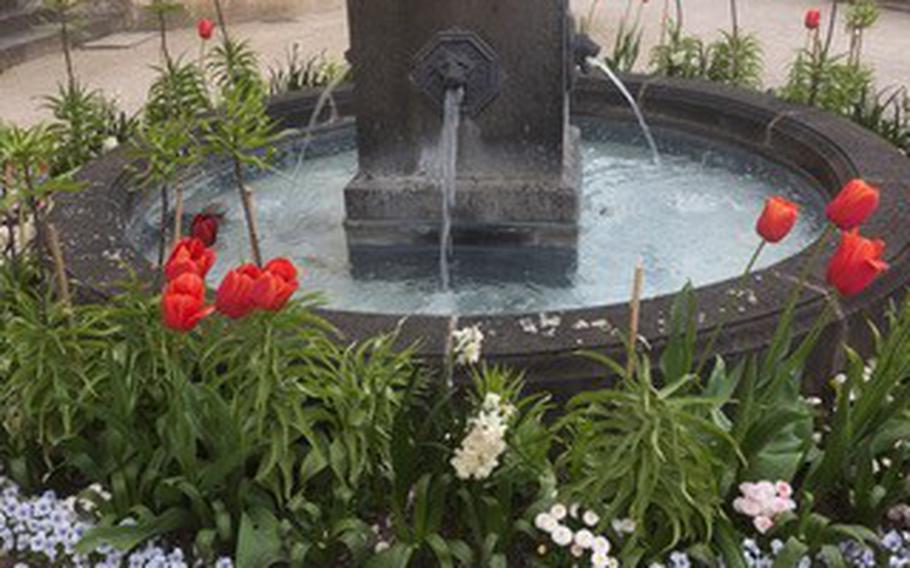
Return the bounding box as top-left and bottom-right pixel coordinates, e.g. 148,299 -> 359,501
344,129 -> 582,249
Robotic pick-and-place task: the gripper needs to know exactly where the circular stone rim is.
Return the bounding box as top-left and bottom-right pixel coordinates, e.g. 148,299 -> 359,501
54,75 -> 910,396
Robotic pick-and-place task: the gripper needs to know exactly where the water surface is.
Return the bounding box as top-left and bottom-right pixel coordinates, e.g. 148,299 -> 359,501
128,119 -> 826,315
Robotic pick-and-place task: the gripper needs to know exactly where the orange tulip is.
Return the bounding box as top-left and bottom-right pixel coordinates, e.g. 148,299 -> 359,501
165,237 -> 216,282
161,273 -> 214,331
825,179 -> 880,230
756,196 -> 799,243
826,229 -> 889,297
215,263 -> 262,319
804,9 -> 821,30
191,213 -> 220,247
197,18 -> 216,40
250,258 -> 299,311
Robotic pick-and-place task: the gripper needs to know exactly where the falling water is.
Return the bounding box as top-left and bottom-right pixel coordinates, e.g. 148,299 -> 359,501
438,87 -> 464,291
586,57 -> 661,165
291,70 -> 348,178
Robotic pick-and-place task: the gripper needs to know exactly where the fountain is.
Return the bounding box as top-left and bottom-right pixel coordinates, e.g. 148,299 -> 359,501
342,0 -> 595,251
54,2 -> 910,395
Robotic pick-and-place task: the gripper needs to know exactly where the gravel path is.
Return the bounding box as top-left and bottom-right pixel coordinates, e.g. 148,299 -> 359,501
0,0 -> 907,126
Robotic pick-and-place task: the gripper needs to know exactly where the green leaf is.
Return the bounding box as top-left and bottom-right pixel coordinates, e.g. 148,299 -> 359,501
771,537 -> 809,568
366,543 -> 415,568
76,507 -> 190,553
425,534 -> 454,568
236,507 -> 285,568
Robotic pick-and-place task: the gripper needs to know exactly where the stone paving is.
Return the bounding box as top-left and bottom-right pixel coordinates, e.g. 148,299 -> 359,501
0,0 -> 908,126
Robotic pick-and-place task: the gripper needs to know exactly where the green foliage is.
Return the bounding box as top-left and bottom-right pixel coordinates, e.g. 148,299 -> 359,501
144,0 -> 183,18
0,269 -> 422,563
44,82 -> 137,174
706,31 -> 764,89
268,46 -> 351,96
0,123 -> 82,208
208,38 -> 264,99
804,299 -> 910,524
769,493 -> 880,565
606,19 -> 643,73
845,0 -> 880,32
145,59 -> 210,126
373,366 -> 555,567
780,51 -> 873,116
560,289 -> 740,563
853,85 -> 909,155
650,22 -> 709,80
201,76 -> 277,177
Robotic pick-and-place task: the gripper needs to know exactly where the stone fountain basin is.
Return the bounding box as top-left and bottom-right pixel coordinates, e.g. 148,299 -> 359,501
54,75 -> 910,396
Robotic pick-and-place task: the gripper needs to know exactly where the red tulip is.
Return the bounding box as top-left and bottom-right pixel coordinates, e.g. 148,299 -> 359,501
191,213 -> 220,247
161,273 -> 214,331
825,179 -> 880,230
804,9 -> 821,30
756,196 -> 799,243
215,263 -> 262,319
165,237 -> 216,282
250,258 -> 299,311
197,18 -> 216,40
826,229 -> 889,297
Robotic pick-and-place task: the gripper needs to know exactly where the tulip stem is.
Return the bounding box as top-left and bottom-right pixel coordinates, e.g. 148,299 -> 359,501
173,183 -> 184,248
762,223 -> 837,367
695,239 -> 766,377
729,0 -> 740,80
781,223 -> 836,321
158,184 -> 170,285
233,160 -> 264,267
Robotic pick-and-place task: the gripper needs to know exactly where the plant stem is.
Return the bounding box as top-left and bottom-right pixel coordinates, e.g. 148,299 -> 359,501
23,170 -> 45,269
729,0 -> 740,80
1,173 -> 17,273
23,167 -> 48,320
233,159 -> 263,266
59,6 -> 75,89
212,0 -> 229,42
627,259 -> 645,379
695,240 -> 766,376
762,224 -> 837,368
675,0 -> 684,30
157,10 -> 172,65
782,224 -> 836,320
45,223 -> 71,310
809,0 -> 839,106
172,182 -> 184,246
158,184 -> 169,283
823,1 -> 839,59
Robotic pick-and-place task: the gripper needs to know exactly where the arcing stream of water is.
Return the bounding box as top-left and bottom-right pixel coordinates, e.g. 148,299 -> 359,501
586,58 -> 661,165
437,87 -> 464,292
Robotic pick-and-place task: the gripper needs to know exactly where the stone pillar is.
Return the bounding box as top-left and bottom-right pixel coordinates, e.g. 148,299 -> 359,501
343,0 -> 581,249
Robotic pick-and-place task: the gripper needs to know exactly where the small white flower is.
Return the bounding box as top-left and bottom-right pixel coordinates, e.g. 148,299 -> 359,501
612,518 -> 636,534
452,325 -> 484,366
570,543 -> 585,558
583,510 -> 600,527
550,503 -> 568,520
551,525 -> 573,546
451,392 -> 511,480
374,540 -> 390,553
592,536 -> 611,554
592,551 -> 610,568
574,528 -> 595,548
534,512 -> 558,533
102,137 -> 119,153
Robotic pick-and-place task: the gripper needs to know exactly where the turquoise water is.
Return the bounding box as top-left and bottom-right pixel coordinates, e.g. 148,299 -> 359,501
129,120 -> 826,315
